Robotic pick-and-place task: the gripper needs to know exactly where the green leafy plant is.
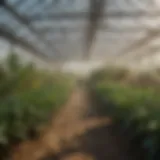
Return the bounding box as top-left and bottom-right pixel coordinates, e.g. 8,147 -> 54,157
0,53 -> 74,159
89,67 -> 160,160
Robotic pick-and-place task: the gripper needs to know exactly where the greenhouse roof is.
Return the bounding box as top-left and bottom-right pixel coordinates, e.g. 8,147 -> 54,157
0,0 -> 160,62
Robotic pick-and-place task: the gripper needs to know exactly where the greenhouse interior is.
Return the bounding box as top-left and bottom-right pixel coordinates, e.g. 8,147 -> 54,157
0,0 -> 160,160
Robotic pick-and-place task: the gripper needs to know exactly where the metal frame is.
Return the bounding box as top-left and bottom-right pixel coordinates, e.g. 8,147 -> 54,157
0,0 -> 159,61
0,27 -> 52,61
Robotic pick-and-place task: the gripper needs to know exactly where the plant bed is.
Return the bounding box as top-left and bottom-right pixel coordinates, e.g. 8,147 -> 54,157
89,67 -> 160,160
0,53 -> 74,159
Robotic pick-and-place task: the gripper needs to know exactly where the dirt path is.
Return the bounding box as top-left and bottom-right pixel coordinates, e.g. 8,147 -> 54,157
11,86 -> 111,160
11,86 -> 145,160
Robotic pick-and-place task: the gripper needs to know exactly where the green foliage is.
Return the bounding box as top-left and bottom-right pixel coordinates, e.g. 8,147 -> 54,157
90,66 -> 129,84
89,67 -> 160,160
0,53 -> 73,153
6,53 -> 21,73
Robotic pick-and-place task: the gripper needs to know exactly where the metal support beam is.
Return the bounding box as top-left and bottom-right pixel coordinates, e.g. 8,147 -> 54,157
30,11 -> 160,21
84,0 -> 106,59
0,27 -> 53,61
116,29 -> 160,59
38,26 -> 145,34
4,2 -> 62,59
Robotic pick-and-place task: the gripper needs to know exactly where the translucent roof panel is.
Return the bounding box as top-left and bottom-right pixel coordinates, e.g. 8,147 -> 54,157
0,0 -> 159,62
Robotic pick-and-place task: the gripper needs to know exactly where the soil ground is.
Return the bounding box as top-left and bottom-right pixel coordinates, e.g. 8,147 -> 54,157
11,86 -> 145,160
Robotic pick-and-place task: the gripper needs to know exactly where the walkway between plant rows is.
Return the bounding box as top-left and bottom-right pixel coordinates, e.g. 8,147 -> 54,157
12,85 -> 144,160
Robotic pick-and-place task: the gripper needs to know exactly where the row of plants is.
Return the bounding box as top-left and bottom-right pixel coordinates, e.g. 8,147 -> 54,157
0,53 -> 74,159
88,66 -> 160,160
